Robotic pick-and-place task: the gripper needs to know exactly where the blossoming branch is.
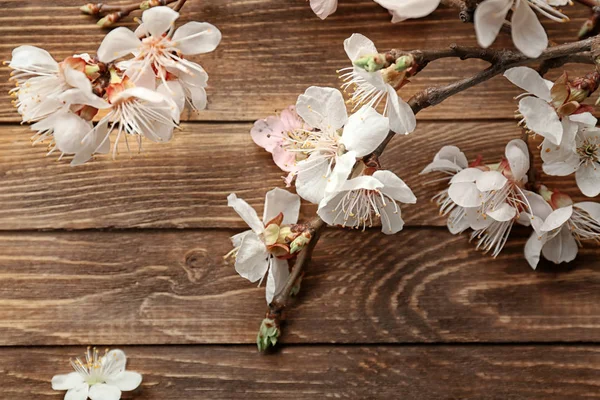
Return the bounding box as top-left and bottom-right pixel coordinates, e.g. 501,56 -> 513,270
227,0 -> 600,351
7,4 -> 220,165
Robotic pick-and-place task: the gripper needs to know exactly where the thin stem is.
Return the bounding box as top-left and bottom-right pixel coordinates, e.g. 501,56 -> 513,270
268,217 -> 325,318
173,0 -> 187,12
575,0 -> 600,7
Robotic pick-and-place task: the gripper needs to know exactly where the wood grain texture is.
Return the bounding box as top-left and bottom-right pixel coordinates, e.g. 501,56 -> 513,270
0,0 -> 595,122
3,345 -> 600,399
0,228 -> 599,345
0,120 -> 519,230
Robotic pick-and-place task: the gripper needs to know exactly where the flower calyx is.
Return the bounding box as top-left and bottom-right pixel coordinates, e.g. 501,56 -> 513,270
263,213 -> 312,258
539,185 -> 574,210
551,72 -> 599,117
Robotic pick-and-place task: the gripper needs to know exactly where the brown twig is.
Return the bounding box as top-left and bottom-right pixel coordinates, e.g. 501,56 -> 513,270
173,0 -> 187,12
260,35 -> 600,352
575,0 -> 600,7
267,217 -> 325,322
81,0 -> 184,27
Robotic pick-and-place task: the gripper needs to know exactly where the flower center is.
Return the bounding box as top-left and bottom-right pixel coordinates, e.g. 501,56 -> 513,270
577,138 -> 599,164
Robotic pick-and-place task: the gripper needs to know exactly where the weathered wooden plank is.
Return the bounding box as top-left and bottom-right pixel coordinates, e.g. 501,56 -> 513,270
3,345 -> 600,399
0,228 -> 599,345
0,0 -> 594,122
0,120 -> 519,230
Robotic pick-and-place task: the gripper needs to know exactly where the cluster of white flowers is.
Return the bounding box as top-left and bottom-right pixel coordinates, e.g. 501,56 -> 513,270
52,348 -> 142,400
422,140 -> 600,269
8,6 -> 221,165
231,34 -> 418,302
308,0 -> 569,58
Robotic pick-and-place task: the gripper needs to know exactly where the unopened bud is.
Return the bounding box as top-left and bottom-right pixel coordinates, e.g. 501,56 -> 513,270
579,10 -> 600,40
257,318 -> 279,352
539,185 -> 553,203
354,54 -> 387,73
80,3 -> 101,15
97,13 -> 121,28
290,231 -> 312,254
394,55 -> 414,72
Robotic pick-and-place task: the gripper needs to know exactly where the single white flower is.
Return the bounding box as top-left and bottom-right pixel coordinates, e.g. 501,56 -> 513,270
504,67 -> 596,146
374,0 -> 441,22
339,34 -> 416,135
97,6 -> 221,113
448,139 -> 532,257
8,46 -> 102,123
51,347 -> 142,400
541,117 -> 600,197
475,0 -> 569,58
65,80 -> 180,166
310,0 -> 338,19
420,145 -> 471,234
293,86 -> 390,204
318,171 -> 416,234
227,188 -> 301,303
525,187 -> 600,269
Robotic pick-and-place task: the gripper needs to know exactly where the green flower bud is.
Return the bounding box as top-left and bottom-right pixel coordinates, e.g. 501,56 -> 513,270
394,55 -> 414,72
80,3 -> 100,15
353,54 -> 387,73
257,318 -> 280,352
290,231 -> 311,254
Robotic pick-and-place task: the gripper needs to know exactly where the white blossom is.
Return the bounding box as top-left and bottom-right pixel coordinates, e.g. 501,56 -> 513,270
374,0 -> 441,22
421,145 -> 471,234
339,34 -> 416,136
97,6 -> 221,113
227,188 -> 301,303
448,139 -> 532,257
310,0 -> 338,19
51,347 -> 142,400
317,170 -> 416,234
293,86 -> 390,204
475,0 -> 569,58
525,188 -> 600,269
541,116 -> 600,197
504,66 -> 596,146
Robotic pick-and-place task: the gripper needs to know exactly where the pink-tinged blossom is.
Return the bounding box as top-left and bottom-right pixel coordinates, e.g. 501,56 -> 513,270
251,106 -> 307,186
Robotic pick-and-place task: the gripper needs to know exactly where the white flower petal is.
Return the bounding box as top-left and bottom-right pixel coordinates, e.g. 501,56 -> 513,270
447,207 -> 471,234
235,233 -> 269,283
341,106 -> 389,156
435,145 -> 468,169
58,87 -> 110,110
172,22 -> 222,55
227,193 -> 264,234
341,175 -> 383,191
466,207 -> 493,230
505,139 -> 530,181
504,67 -> 552,101
296,86 -> 347,131
542,225 -> 578,264
486,203 -> 517,222
474,0 -> 512,48
310,0 -> 338,19
379,199 -> 405,235
575,202 -> 600,224
343,33 -> 378,61
386,87 -> 416,135
525,232 -> 546,270
525,190 -> 553,222
374,0 -> 440,20
519,97 -> 562,145
158,81 -> 186,114
10,45 -> 58,72
191,86 -> 208,111
569,112 -> 597,127
263,187 -> 301,225
88,383 -> 121,400
97,27 -> 141,63
106,371 -> 142,391
449,182 -> 483,208
326,151 -> 357,195
65,383 -> 90,400
373,170 -> 417,204
52,372 -> 85,391
52,113 -> 94,154
476,170 -> 508,192
113,87 -> 167,104
511,0 -> 548,58
104,350 -> 127,377
142,6 -> 179,37
296,155 -> 331,204
541,206 -> 573,232
450,167 -> 484,184
265,257 -> 290,304
576,163 -> 600,197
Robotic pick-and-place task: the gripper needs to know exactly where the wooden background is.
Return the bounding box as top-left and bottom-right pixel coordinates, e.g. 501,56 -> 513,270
1,0 -> 599,398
